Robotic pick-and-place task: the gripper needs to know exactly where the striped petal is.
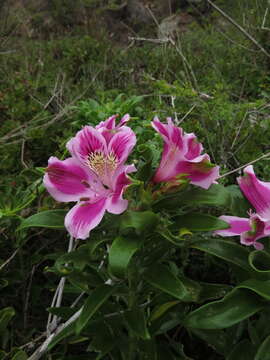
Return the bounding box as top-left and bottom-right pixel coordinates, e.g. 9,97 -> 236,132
238,165 -> 270,219
65,197 -> 107,240
67,125 -> 106,165
43,157 -> 93,202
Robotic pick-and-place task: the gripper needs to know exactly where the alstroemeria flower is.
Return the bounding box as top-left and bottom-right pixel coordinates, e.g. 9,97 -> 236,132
44,115 -> 136,240
151,117 -> 219,189
237,165 -> 270,220
215,166 -> 270,250
215,213 -> 270,250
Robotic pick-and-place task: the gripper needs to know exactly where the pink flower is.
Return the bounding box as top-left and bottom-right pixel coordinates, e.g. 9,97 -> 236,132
44,115 -> 136,240
237,165 -> 270,220
215,213 -> 270,250
215,165 -> 270,250
151,117 -> 219,189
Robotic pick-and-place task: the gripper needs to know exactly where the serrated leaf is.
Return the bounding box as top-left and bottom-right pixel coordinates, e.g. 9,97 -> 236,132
18,210 -> 66,230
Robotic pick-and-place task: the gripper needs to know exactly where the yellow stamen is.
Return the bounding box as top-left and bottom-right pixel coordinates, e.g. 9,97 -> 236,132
87,151 -> 118,178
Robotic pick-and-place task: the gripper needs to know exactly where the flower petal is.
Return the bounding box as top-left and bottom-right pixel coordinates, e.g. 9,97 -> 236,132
237,165 -> 270,219
215,216 -> 251,236
184,133 -> 203,160
240,214 -> 270,250
96,115 -> 117,130
108,127 -> 136,164
118,114 -> 130,127
65,197 -> 107,240
106,164 -> 136,214
151,117 -> 169,139
67,126 -> 106,164
175,155 -> 220,189
152,143 -> 183,183
43,157 -> 92,202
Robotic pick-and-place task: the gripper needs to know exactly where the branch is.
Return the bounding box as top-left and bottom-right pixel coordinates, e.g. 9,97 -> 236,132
207,0 -> 270,58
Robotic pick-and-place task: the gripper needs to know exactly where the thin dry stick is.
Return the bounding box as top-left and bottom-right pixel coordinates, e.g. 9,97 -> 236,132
207,0 -> 270,58
261,6 -> 270,31
46,236 -> 74,335
179,104 -> 197,124
219,150 -> 270,179
0,248 -> 19,271
230,111 -> 248,149
28,308 -> 83,360
169,37 -> 199,92
20,139 -> 29,169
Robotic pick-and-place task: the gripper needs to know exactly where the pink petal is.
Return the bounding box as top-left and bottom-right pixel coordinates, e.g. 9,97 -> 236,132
96,115 -> 117,130
152,144 -> 184,183
108,127 -> 136,164
118,114 -> 130,127
240,214 -> 270,250
106,164 -> 136,214
215,216 -> 251,236
65,197 -> 107,240
184,133 -> 203,160
67,126 -> 106,164
175,156 -> 220,189
43,157 -> 92,202
151,117 -> 170,139
237,165 -> 270,219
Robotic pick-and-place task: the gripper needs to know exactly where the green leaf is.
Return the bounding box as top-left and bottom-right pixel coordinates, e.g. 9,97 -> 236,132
125,307 -> 150,340
227,185 -> 252,217
0,307 -> 15,333
76,284 -> 117,334
198,282 -> 232,302
11,350 -> 28,360
237,279 -> 270,300
136,144 -> 155,181
249,250 -> 270,273
191,239 -> 252,273
191,329 -> 229,356
18,210 -> 67,230
255,334 -> 270,360
154,184 -> 230,210
89,322 -> 116,358
226,339 -> 257,360
108,236 -> 141,278
150,301 -> 180,321
184,289 -> 265,329
173,213 -> 229,231
48,320 -> 76,350
120,211 -> 159,234
144,264 -> 190,301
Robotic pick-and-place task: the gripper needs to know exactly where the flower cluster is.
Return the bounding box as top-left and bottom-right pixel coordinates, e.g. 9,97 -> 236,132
44,114 -> 270,251
44,115 -> 219,240
215,165 -> 270,250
